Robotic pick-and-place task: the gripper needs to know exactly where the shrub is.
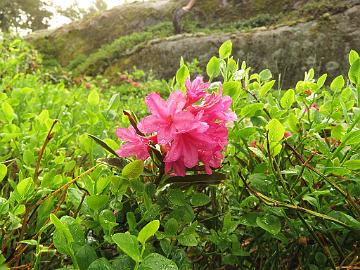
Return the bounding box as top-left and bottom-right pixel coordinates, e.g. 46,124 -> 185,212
0,37 -> 359,270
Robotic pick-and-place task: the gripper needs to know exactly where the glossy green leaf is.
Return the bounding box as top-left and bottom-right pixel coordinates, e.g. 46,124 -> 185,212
266,119 -> 285,142
76,245 -> 98,270
206,56 -> 220,79
176,65 -> 189,89
86,195 -> 109,212
0,164 -> 7,183
343,160 -> 360,170
259,69 -> 272,81
137,220 -> 160,245
259,80 -> 275,97
112,233 -> 141,262
190,193 -> 210,206
348,58 -> 360,85
164,218 -> 178,236
280,89 -> 295,109
256,214 -> 281,235
222,81 -> 241,100
122,160 -> 144,179
88,90 -> 100,106
330,75 -> 344,92
219,40 -> 232,59
139,253 -> 178,270
349,49 -> 359,65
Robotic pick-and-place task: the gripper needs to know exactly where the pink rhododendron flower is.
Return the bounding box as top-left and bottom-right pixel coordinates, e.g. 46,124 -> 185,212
116,78 -> 237,177
164,130 -> 216,174
116,126 -> 153,160
139,90 -> 207,144
189,86 -> 237,124
185,76 -> 210,105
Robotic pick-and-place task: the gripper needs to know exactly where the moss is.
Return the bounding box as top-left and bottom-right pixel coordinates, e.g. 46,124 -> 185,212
70,22 -> 173,76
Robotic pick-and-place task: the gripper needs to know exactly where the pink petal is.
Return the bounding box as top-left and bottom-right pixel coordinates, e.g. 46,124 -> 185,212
167,90 -> 186,115
138,115 -> 164,134
116,127 -> 136,141
145,92 -> 168,118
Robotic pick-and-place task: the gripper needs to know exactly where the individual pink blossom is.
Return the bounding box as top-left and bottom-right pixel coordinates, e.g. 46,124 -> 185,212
198,123 -> 228,174
164,159 -> 186,176
199,149 -> 224,175
284,131 -> 292,138
116,126 -> 153,160
185,76 -> 210,105
189,86 -> 237,124
139,90 -> 208,144
164,130 -> 216,176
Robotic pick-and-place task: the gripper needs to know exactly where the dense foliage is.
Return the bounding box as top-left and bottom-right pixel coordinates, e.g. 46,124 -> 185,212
0,37 -> 360,270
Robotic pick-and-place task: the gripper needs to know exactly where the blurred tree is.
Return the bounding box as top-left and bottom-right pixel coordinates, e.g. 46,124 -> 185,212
0,0 -> 52,32
56,0 -> 108,22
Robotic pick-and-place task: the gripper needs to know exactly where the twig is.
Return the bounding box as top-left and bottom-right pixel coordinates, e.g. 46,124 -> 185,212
285,141 -> 360,216
7,165 -> 99,266
34,119 -> 58,184
238,172 -> 353,230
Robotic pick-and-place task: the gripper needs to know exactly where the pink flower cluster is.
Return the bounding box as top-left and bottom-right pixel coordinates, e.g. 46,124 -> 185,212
116,77 -> 237,176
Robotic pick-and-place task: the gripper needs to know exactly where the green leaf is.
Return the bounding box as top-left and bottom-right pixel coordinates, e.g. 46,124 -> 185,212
343,160 -> 360,170
206,56 -> 220,79
137,220 -> 160,245
16,178 -> 34,198
259,80 -> 275,97
139,253 -> 178,270
112,233 -> 141,263
75,245 -> 98,270
164,218 -> 178,236
0,164 -> 7,183
259,69 -> 272,81
343,130 -> 360,145
190,193 -> 210,207
122,160 -> 144,179
177,227 -> 198,247
280,89 -> 295,109
1,102 -> 15,122
176,65 -> 189,90
19,239 -> 38,246
240,103 -> 264,118
168,189 -> 186,206
317,74 -> 327,88
50,214 -> 74,256
88,258 -> 115,270
222,81 -> 241,100
88,90 -> 100,106
227,58 -> 238,74
329,211 -> 360,229
86,195 -> 109,212
219,40 -> 232,59
348,58 -> 360,85
349,49 -> 359,65
88,134 -> 119,157
330,75 -> 345,92
0,198 -> 9,216
266,119 -> 285,142
99,209 -> 117,232
256,214 -> 281,235
14,204 -> 26,215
